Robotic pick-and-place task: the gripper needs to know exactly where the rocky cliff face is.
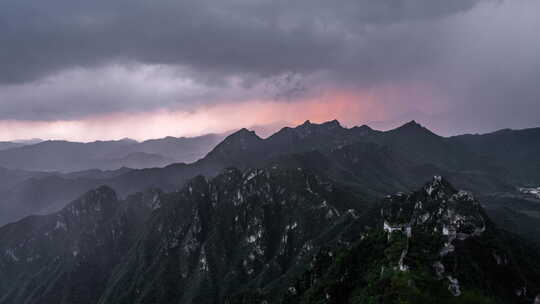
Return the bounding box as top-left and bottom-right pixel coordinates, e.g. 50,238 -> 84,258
281,177 -> 540,303
0,186 -> 152,304
98,167 -> 364,304
381,176 -> 488,295
1,170 -> 539,304
98,172 -> 540,304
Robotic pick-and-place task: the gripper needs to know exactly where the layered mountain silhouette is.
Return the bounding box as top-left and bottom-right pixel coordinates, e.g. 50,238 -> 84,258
0,133 -> 226,172
1,119 -> 540,303
1,170 -> 538,303
0,120 -> 539,250
0,142 -> 26,151
0,186 -> 153,304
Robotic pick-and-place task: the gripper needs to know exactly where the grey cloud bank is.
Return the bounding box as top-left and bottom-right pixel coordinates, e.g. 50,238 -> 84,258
0,0 -> 538,135
0,0 -> 477,83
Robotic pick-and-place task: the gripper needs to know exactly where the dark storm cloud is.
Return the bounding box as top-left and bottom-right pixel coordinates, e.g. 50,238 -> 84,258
0,0 -> 539,133
0,0 -> 478,84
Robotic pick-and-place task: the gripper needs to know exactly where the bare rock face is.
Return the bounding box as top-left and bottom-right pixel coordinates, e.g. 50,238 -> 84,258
379,176 -> 540,302
0,186 -> 152,304
382,176 -> 486,241
1,172 -> 539,304
98,167 -> 362,304
381,176 -> 487,296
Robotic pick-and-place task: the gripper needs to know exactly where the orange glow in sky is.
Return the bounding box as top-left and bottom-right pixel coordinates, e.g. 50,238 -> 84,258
0,89 -> 388,142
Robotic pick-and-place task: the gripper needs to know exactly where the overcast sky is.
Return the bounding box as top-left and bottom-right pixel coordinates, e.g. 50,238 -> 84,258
0,0 -> 539,141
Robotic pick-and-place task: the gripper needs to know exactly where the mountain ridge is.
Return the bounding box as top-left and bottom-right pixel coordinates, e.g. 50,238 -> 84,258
1,169 -> 538,303
0,119 -> 539,243
0,133 -> 227,172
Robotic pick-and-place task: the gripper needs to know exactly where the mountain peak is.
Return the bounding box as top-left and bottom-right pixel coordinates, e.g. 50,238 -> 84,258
357,124 -> 373,130
228,128 -> 261,143
423,175 -> 456,198
206,128 -> 262,157
118,137 -> 137,143
351,124 -> 375,136
382,177 -> 488,293
287,119 -> 345,140
234,128 -> 259,137
64,186 -> 119,219
321,119 -> 341,128
389,120 -> 439,138
402,120 -> 422,128
297,119 -> 342,128
219,128 -> 261,143
295,119 -> 343,131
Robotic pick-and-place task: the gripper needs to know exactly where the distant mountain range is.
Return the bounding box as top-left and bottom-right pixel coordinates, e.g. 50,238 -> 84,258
1,119 -> 539,244
0,139 -> 43,151
0,142 -> 26,151
1,119 -> 540,303
0,133 -> 226,172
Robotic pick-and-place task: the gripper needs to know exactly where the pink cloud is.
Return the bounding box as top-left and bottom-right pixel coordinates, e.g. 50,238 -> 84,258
0,82 -> 450,141
0,89 -> 390,141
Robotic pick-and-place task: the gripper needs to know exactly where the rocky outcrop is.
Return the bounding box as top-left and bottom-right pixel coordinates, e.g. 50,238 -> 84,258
1,171 -> 539,304
381,176 -> 487,296
98,167 -> 362,304
0,186 -> 152,304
